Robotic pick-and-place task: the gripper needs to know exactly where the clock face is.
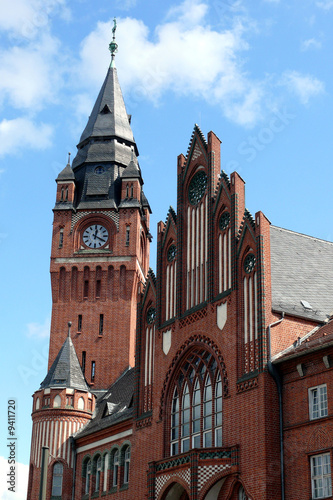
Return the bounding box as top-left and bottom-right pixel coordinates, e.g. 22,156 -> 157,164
83,224 -> 109,249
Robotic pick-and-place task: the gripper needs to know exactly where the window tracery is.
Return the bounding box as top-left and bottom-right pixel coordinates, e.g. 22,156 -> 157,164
169,347 -> 223,455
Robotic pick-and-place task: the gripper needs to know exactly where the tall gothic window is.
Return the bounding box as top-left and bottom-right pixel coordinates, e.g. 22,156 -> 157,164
123,446 -> 131,484
111,449 -> 119,487
95,456 -> 102,492
85,460 -> 92,495
51,462 -> 63,497
170,348 -> 222,456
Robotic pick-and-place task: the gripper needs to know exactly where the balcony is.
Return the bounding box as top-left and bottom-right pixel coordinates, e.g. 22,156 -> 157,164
148,446 -> 239,500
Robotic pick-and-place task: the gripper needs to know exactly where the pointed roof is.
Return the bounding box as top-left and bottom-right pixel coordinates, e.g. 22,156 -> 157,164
72,66 -> 138,170
40,336 -> 89,392
79,66 -> 135,147
122,155 -> 141,179
56,161 -> 75,181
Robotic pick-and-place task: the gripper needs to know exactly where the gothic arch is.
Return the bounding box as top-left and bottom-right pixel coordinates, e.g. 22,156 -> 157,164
160,335 -> 229,421
160,479 -> 190,500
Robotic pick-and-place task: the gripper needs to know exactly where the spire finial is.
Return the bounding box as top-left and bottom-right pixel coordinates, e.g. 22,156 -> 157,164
67,152 -> 71,166
109,17 -> 118,68
68,321 -> 72,338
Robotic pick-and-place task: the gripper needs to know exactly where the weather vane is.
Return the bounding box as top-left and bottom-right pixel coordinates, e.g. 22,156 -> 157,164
109,17 -> 118,67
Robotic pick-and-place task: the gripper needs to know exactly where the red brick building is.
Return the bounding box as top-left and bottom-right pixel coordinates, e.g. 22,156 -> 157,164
27,34 -> 333,500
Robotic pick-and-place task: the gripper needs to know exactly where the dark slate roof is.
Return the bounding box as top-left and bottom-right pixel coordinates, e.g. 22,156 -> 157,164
79,67 -> 135,146
270,226 -> 333,322
72,140 -> 135,170
74,367 -> 134,439
40,336 -> 90,391
122,157 -> 141,179
72,67 -> 138,170
57,162 -> 75,181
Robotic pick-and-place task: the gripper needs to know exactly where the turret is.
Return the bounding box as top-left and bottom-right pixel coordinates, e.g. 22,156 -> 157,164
27,323 -> 95,500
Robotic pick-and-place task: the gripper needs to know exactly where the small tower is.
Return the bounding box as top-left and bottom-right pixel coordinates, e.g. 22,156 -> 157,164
27,323 -> 95,500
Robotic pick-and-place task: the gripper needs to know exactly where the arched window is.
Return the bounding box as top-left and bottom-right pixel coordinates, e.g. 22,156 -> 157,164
51,462 -> 63,496
78,397 -> 84,410
169,348 -> 223,455
53,395 -> 61,408
123,446 -> 131,485
181,383 -> 190,452
111,449 -> 119,487
35,398 -> 40,410
95,456 -> 102,492
103,453 -> 109,492
85,460 -> 92,495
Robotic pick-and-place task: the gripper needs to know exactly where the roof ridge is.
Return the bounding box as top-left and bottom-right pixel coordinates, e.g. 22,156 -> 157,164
271,225 -> 333,245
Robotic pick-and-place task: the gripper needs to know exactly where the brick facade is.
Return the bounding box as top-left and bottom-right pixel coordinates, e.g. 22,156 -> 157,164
27,58 -> 333,500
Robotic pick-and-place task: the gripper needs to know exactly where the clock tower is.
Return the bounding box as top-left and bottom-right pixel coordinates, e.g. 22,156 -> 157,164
48,30 -> 151,391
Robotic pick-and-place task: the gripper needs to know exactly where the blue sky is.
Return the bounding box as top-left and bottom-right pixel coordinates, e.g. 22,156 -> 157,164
0,0 -> 332,497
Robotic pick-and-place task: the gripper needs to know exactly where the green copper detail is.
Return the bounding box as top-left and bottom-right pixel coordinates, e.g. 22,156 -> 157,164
109,17 -> 118,68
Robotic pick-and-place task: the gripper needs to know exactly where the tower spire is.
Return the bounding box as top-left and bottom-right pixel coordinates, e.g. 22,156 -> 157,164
109,17 -> 118,68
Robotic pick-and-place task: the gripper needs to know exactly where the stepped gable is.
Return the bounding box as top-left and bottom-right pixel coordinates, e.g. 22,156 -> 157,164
270,226 -> 333,322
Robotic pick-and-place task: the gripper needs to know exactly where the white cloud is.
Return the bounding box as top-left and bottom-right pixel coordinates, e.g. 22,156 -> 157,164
26,317 -> 51,339
316,0 -> 333,10
280,71 -> 325,104
0,35 -> 63,110
76,9 -> 267,127
0,457 -> 28,500
301,38 -> 322,51
0,118 -> 53,157
166,0 -> 209,27
0,0 -> 70,39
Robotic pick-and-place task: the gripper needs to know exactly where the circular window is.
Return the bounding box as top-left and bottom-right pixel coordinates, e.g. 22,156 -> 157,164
244,253 -> 256,273
219,211 -> 230,231
167,244 -> 177,262
94,166 -> 105,175
147,307 -> 156,324
188,171 -> 207,205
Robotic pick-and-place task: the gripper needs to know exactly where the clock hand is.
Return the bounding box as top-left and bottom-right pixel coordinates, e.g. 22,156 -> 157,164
96,236 -> 106,242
